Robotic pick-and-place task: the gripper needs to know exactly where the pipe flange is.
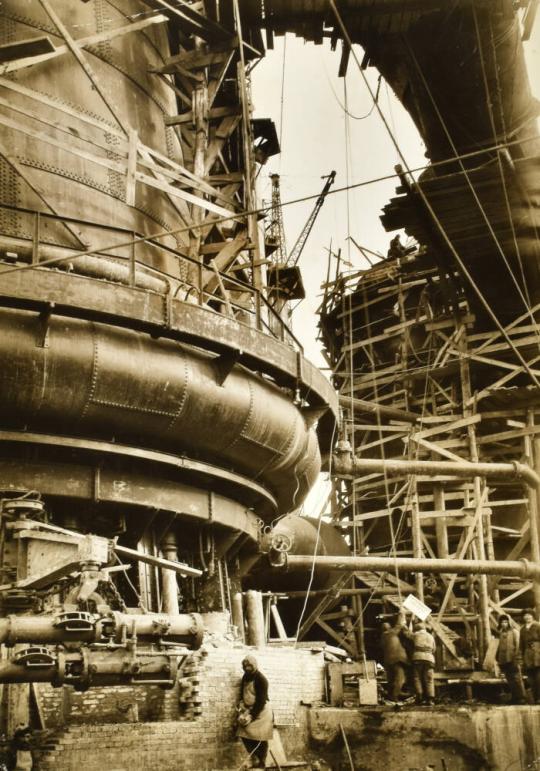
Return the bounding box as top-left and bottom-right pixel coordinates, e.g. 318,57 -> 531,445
519,557 -> 535,578
74,647 -> 92,692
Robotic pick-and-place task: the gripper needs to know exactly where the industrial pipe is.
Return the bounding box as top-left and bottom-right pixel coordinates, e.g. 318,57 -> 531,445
0,648 -> 181,689
0,611 -> 204,648
333,451 -> 540,490
338,395 -> 420,424
278,554 -> 540,580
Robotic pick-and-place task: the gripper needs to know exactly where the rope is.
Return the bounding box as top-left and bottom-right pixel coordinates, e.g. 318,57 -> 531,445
114,552 -> 148,613
293,419 -> 338,647
484,12 -> 529,306
0,131 -> 538,282
279,35 -> 287,156
323,56 -> 381,120
328,0 -> 540,391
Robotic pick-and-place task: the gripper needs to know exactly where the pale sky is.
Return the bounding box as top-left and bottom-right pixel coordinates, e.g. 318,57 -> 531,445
251,20 -> 539,517
252,20 -> 540,369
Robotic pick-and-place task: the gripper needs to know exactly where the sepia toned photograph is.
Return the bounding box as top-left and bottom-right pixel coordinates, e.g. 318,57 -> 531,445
0,2 -> 539,769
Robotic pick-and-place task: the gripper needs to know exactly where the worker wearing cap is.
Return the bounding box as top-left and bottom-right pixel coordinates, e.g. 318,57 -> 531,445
496,615 -> 526,704
406,620 -> 436,706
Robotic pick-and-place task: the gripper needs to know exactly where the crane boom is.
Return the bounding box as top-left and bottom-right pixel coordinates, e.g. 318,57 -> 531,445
288,170 -> 336,266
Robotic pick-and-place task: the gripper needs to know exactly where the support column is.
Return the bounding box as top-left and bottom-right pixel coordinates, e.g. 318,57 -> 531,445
433,483 -> 449,560
161,533 -> 180,615
458,323 -> 491,656
528,411 -> 540,615
411,480 -> 424,602
189,63 -> 209,304
245,590 -> 266,647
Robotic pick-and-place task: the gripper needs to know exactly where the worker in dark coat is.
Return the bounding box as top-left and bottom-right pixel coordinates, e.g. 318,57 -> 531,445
406,620 -> 436,705
237,655 -> 273,768
381,612 -> 409,702
496,615 -> 526,704
520,609 -> 540,703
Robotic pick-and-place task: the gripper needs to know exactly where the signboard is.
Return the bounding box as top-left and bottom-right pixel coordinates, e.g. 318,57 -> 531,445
402,593 -> 432,621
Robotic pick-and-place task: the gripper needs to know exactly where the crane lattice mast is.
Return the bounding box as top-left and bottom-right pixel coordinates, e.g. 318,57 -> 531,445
288,170 -> 336,266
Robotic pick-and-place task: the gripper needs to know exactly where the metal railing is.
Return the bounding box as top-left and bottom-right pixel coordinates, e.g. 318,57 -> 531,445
0,203 -> 304,353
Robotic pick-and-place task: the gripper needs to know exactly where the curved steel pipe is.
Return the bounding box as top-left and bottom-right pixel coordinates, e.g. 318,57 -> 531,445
0,237 -> 170,294
333,453 -> 540,490
0,307 -> 320,513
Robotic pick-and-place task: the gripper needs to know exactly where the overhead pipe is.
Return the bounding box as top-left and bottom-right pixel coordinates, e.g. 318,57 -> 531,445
0,611 -> 204,648
333,446 -> 540,490
339,395 -> 420,425
275,554 -> 540,580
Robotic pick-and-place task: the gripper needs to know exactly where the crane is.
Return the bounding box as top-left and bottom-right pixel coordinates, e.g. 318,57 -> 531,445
287,170 -> 336,266
266,170 -> 336,315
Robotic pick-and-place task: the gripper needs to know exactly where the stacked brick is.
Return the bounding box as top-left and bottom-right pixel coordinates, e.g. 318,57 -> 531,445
34,646 -> 326,770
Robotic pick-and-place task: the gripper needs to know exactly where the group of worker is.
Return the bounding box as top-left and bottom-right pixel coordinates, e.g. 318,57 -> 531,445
381,612 -> 436,705
381,608 -> 540,706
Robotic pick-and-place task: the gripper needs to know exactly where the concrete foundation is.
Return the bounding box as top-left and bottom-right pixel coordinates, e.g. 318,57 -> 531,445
310,705 -> 540,771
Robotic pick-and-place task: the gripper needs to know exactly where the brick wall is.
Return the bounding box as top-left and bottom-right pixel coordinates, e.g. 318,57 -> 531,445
35,645 -> 326,770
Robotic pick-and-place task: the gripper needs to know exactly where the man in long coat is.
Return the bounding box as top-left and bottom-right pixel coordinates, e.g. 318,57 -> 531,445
496,615 -> 526,704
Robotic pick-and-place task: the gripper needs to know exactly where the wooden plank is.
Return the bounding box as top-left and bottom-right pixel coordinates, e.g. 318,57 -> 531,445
209,259 -> 234,316
357,431 -> 408,453
0,111 -> 127,174
152,48 -> 233,74
165,105 -> 242,126
499,583 -> 532,606
297,573 -> 351,640
0,14 -> 167,76
0,92 -> 119,157
0,75 -> 124,138
208,52 -> 236,108
468,355 -> 540,407
204,115 -> 243,175
38,0 -> 126,133
136,143 -> 191,241
436,487 -> 489,621
314,618 -> 357,658
411,414 -> 481,441
138,142 -> 234,204
477,425 -> 540,445
135,170 -> 235,218
407,435 -> 468,463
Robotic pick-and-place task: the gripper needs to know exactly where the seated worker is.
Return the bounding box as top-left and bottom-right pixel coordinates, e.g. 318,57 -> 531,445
381,612 -> 410,703
496,615 -> 526,704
